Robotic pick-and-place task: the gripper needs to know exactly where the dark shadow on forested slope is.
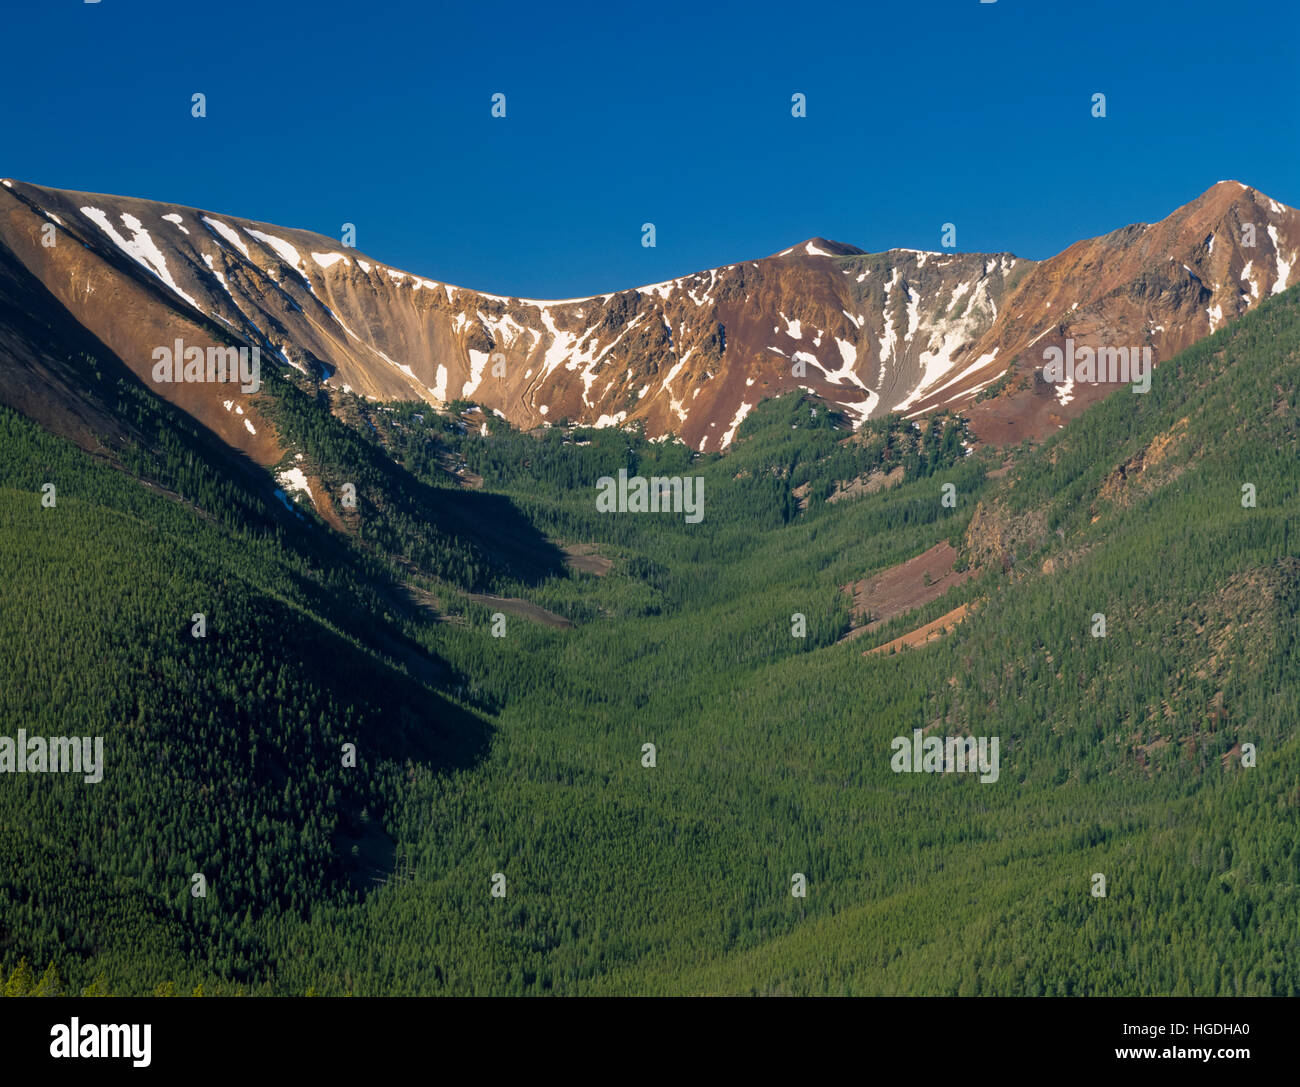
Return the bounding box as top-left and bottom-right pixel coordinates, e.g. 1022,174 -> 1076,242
423,487 -> 569,584
264,381 -> 569,592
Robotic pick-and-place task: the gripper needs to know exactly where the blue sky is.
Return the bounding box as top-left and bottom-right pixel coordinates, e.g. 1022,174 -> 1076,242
4,0 -> 1296,298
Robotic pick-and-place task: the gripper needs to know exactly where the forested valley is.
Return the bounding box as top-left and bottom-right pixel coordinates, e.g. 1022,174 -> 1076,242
1,283 -> 1297,996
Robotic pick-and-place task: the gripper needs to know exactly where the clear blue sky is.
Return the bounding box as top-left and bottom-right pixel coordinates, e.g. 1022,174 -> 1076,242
4,0 -> 1296,298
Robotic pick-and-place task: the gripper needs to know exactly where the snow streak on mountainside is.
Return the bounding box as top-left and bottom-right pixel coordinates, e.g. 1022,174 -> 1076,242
0,178 -> 1296,459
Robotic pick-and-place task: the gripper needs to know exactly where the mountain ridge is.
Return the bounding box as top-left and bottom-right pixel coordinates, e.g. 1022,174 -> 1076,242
1,177 -> 1295,459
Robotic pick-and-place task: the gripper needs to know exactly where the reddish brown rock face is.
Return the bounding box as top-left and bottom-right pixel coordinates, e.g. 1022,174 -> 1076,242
1,178 -> 1295,457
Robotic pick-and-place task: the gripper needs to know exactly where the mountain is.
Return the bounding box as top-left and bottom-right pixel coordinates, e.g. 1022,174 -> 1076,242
2,178 -> 1295,455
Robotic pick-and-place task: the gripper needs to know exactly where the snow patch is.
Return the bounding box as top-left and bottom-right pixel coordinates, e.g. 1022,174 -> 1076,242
201,216 -> 252,259
1267,225 -> 1292,294
276,467 -> 313,501
1240,260 -> 1259,300
201,252 -> 229,285
839,390 -> 880,422
898,267 -> 1004,410
636,277 -> 683,302
930,349 -> 1000,399
946,280 -> 973,313
720,402 -> 754,448
462,348 -> 491,397
80,207 -> 201,309
538,307 -> 580,381
247,229 -> 310,280
904,285 -> 920,341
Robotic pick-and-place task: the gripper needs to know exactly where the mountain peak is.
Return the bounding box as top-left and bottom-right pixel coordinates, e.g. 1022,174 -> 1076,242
1190,179 -> 1293,216
771,237 -> 867,260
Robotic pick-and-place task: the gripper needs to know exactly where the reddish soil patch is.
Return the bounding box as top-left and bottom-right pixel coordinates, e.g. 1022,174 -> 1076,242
864,602 -> 973,656
841,541 -> 975,641
309,476 -> 348,531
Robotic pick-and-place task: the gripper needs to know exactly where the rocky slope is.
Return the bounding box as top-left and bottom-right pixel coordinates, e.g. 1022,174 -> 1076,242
0,177 -> 1294,457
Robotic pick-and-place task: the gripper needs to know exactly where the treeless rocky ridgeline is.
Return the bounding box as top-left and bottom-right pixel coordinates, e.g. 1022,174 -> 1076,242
0,179 -> 1294,453
0,182 -> 283,466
